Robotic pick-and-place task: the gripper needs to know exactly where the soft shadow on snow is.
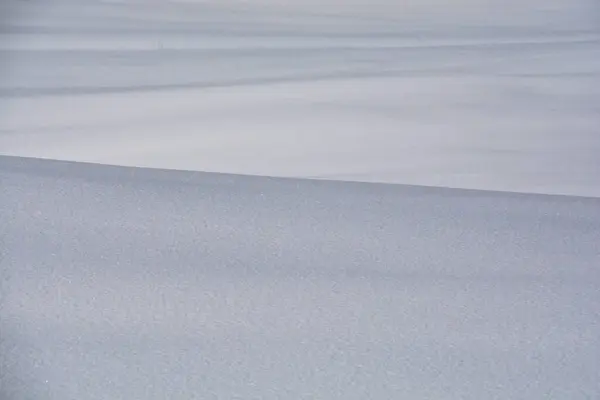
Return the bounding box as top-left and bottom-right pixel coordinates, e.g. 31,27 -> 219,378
1,156 -> 599,399
1,1 -> 600,398
1,0 -> 599,196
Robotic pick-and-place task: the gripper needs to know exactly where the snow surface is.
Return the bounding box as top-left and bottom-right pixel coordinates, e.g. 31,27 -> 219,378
1,0 -> 599,196
1,1 -> 600,399
2,155 -> 600,399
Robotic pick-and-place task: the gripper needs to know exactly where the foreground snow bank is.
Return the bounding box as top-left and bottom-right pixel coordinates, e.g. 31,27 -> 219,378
2,156 -> 599,399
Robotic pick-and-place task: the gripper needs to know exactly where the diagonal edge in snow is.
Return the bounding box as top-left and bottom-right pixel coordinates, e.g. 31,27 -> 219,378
2,154 -> 599,203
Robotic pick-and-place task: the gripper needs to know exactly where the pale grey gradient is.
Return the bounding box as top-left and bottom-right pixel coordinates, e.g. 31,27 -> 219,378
1,0 -> 599,196
1,1 -> 600,399
1,156 -> 599,399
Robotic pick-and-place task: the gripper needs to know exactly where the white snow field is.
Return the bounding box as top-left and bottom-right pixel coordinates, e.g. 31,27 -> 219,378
1,0 -> 599,195
1,0 -> 600,399
2,155 -> 600,399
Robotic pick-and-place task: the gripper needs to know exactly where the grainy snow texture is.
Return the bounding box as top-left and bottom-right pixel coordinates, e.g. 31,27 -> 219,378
1,0 -> 599,196
1,1 -> 600,399
2,156 -> 600,399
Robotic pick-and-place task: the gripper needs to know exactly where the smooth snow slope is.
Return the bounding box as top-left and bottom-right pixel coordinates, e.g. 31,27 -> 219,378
1,0 -> 600,196
1,155 -> 600,399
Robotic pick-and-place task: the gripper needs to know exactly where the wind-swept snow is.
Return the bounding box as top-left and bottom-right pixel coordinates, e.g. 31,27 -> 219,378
1,1 -> 600,398
2,156 -> 600,399
1,0 -> 599,196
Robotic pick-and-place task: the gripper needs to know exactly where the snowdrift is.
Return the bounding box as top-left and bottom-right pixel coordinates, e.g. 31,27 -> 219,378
2,0 -> 599,196
2,156 -> 599,399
